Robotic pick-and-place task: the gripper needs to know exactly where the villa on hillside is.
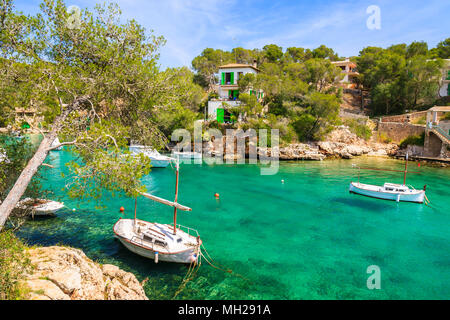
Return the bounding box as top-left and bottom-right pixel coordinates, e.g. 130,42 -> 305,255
438,59 -> 450,98
14,107 -> 43,130
207,62 -> 264,123
331,58 -> 359,88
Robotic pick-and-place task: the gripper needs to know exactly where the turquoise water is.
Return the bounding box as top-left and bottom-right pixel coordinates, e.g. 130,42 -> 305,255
15,150 -> 450,300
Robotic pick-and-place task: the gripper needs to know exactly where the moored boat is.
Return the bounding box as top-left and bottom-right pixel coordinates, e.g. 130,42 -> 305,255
349,182 -> 425,203
113,160 -> 202,264
50,137 -> 63,151
349,153 -> 428,204
129,144 -> 173,168
16,198 -> 65,216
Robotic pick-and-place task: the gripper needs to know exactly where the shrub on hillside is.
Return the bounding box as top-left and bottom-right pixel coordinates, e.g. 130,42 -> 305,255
0,231 -> 32,300
343,119 -> 372,141
399,132 -> 425,149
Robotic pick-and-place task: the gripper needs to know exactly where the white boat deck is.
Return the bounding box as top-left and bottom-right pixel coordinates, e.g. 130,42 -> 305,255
114,219 -> 200,254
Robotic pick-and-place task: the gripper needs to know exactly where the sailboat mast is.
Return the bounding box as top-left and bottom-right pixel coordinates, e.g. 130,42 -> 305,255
403,153 -> 408,185
134,198 -> 137,231
173,159 -> 179,235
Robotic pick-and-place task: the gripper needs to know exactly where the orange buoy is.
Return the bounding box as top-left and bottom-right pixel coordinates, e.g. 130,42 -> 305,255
119,206 -> 125,212
214,193 -> 219,198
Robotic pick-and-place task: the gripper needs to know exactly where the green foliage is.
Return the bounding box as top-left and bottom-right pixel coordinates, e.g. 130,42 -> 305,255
0,135 -> 43,202
343,119 -> 372,140
356,42 -> 443,115
292,92 -> 340,141
0,230 -> 32,300
430,38 -> 450,59
1,0 -> 207,205
399,132 -> 425,149
263,44 -> 283,62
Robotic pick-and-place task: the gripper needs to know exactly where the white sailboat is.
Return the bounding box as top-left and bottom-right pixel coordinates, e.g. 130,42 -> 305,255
129,145 -> 174,168
16,198 -> 65,216
113,161 -> 202,264
50,137 -> 63,151
349,153 -> 427,204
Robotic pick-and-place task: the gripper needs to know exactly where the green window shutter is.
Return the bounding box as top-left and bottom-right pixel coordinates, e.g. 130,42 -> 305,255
216,108 -> 224,123
447,70 -> 450,80
221,73 -> 225,85
447,83 -> 450,96
230,72 -> 234,84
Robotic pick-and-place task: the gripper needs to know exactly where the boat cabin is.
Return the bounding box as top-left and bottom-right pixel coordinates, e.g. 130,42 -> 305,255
383,183 -> 408,192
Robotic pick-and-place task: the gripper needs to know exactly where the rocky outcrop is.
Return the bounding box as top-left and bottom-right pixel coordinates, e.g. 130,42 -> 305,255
317,127 -> 398,159
23,246 -> 148,300
277,144 -> 325,161
199,126 -> 398,161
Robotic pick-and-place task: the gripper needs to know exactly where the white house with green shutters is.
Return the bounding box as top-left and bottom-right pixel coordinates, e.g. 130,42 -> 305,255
438,59 -> 450,98
207,63 -> 263,123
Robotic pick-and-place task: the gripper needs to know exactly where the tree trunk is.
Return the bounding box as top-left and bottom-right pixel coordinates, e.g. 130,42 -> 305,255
0,96 -> 89,229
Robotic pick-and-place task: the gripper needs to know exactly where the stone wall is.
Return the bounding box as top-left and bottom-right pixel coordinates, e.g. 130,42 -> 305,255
380,111 -> 428,123
424,132 -> 444,157
377,122 -> 425,143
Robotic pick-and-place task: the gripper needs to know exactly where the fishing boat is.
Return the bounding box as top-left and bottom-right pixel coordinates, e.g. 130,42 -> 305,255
113,160 -> 202,264
172,151 -> 202,160
50,137 -> 63,151
129,144 -> 173,168
349,153 -> 427,204
15,198 -> 65,216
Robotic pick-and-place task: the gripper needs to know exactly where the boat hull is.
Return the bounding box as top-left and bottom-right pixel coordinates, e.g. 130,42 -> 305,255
113,219 -> 200,264
115,236 -> 196,263
149,158 -> 170,168
349,182 -> 425,203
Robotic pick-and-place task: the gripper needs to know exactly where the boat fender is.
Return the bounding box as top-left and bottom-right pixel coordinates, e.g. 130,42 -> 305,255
155,251 -> 159,264
423,185 -> 427,191
190,253 -> 197,263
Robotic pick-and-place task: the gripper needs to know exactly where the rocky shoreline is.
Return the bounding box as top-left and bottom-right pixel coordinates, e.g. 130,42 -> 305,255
201,127 -> 399,161
22,246 -> 148,300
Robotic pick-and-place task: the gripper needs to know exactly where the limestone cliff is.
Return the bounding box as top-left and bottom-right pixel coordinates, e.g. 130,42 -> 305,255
22,246 -> 148,300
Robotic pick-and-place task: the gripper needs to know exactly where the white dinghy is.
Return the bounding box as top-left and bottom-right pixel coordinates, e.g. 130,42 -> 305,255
16,198 -> 65,216
113,160 -> 202,264
349,153 -> 427,204
129,144 -> 174,168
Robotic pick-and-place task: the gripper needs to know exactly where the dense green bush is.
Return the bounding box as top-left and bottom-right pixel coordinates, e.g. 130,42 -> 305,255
343,119 -> 372,140
0,231 -> 32,300
399,132 -> 425,149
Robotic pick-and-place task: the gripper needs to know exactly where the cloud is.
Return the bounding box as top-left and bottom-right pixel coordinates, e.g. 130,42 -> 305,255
13,0 -> 450,67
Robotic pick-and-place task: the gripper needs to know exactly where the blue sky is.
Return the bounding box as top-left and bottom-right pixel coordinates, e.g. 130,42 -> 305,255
13,0 -> 450,69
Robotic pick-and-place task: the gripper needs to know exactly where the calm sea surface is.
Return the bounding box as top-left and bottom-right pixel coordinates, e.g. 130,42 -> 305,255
15,149 -> 450,299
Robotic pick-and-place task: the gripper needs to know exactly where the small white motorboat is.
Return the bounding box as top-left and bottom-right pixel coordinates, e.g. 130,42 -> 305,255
50,137 -> 63,151
113,160 -> 202,264
172,151 -> 202,160
16,198 -> 65,216
129,145 -> 173,168
349,153 -> 427,204
349,182 -> 425,203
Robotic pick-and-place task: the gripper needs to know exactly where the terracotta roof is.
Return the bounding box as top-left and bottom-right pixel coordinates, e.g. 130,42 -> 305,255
218,63 -> 260,72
